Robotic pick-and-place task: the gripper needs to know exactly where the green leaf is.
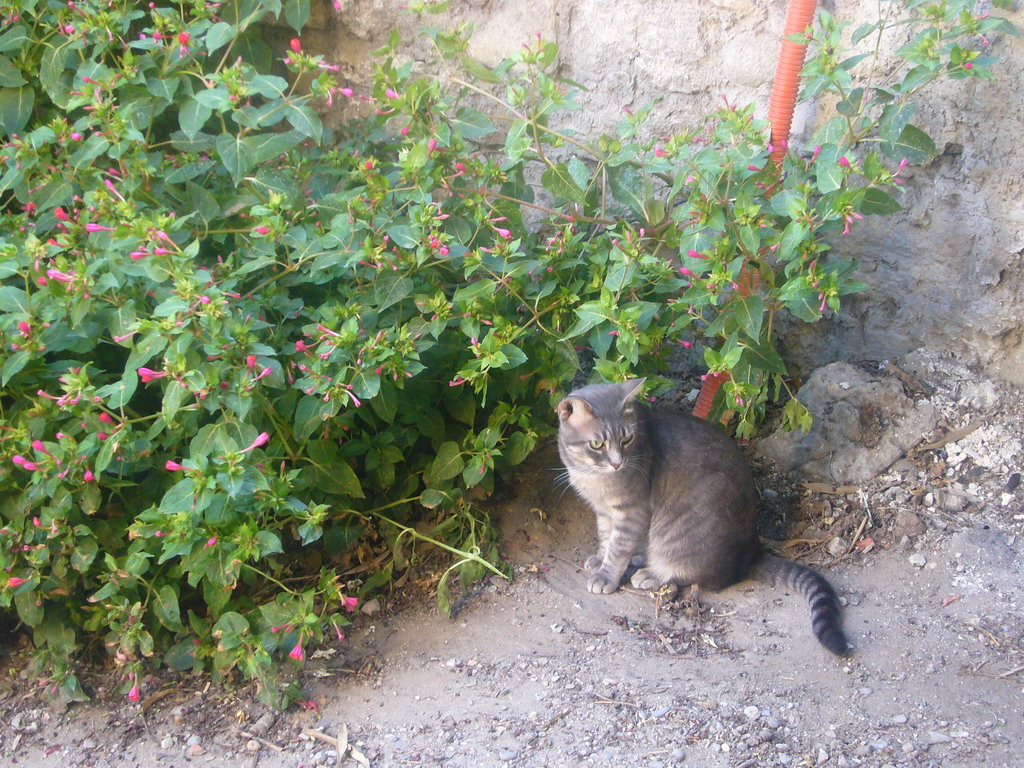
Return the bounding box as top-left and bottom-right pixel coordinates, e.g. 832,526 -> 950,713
429,441 -> 465,483
732,295 -> 765,340
286,104 -> 322,142
461,57 -> 500,84
0,86 -> 34,136
250,130 -> 304,163
216,132 -> 257,184
879,123 -> 937,164
859,187 -> 902,216
606,164 -> 646,217
738,337 -> 787,374
206,21 -> 235,53
878,103 -> 915,144
154,585 -> 186,631
0,24 -> 27,52
0,56 -> 26,87
179,99 -> 212,139
541,163 -> 585,204
1,349 -> 29,385
449,106 -> 494,139
374,274 -> 414,311
284,0 -> 310,33
503,119 -> 530,162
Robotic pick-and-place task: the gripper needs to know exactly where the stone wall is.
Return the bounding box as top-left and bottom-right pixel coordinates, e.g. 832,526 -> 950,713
303,0 -> 1024,384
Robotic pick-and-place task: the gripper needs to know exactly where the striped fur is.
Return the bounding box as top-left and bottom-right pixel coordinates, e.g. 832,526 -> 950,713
557,379 -> 850,656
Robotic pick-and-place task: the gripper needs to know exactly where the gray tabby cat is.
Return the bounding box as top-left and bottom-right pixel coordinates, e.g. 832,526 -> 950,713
557,378 -> 849,656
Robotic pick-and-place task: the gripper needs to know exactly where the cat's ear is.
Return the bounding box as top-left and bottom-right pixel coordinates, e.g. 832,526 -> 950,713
556,396 -> 593,424
620,378 -> 646,403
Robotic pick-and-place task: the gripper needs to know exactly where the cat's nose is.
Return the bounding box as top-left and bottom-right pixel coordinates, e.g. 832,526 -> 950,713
609,457 -> 622,470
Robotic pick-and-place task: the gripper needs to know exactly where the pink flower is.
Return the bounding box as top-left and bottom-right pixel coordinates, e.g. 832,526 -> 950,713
838,156 -> 851,169
342,595 -> 359,612
427,138 -> 437,154
31,439 -> 49,454
127,685 -> 140,702
253,225 -> 270,235
165,460 -> 185,471
70,132 -> 82,141
289,642 -> 305,661
85,222 -> 116,233
7,576 -> 26,588
654,146 -> 667,158
679,267 -> 694,277
138,367 -> 167,383
12,455 -> 40,471
17,321 -> 31,336
289,38 -> 301,53
84,470 -> 95,482
334,626 -> 345,642
385,88 -> 399,100
494,227 -> 511,239
241,432 -> 269,453
246,354 -> 257,370
205,536 -> 218,548
340,87 -> 354,98
99,412 -> 114,424
54,207 -> 70,222
46,268 -> 75,283
964,62 -> 973,70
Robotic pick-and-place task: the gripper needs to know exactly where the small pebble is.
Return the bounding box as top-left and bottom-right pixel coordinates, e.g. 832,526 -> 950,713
245,740 -> 262,753
185,734 -> 202,747
185,744 -> 206,757
908,553 -> 927,567
743,705 -> 760,722
81,738 -> 97,750
870,738 -> 889,750
160,737 -> 174,750
498,747 -> 519,760
858,687 -> 872,696
892,714 -> 908,724
817,748 -> 829,765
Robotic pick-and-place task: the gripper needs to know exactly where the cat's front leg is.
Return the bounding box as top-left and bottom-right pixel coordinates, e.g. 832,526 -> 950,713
587,516 -> 645,594
584,511 -> 615,572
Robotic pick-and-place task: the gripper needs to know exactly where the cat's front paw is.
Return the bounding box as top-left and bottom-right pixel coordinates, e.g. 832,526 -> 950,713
587,570 -> 622,594
583,554 -> 603,571
631,568 -> 677,598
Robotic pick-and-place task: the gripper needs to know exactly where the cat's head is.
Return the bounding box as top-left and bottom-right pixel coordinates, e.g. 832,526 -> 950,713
556,379 -> 646,473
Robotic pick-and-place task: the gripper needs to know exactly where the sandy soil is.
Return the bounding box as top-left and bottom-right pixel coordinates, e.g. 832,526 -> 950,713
3,355 -> 1023,768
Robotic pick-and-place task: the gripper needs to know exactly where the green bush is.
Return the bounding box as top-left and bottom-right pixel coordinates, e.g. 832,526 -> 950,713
0,0 -> 1013,703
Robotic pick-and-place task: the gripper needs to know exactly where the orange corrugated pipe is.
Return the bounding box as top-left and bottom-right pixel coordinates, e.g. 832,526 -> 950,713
768,0 -> 819,167
692,0 -> 817,421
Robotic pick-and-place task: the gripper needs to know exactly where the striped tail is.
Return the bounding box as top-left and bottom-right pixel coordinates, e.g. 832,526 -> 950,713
754,554 -> 850,656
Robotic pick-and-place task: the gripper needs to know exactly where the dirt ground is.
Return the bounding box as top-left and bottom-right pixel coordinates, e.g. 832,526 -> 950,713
3,351 -> 1023,768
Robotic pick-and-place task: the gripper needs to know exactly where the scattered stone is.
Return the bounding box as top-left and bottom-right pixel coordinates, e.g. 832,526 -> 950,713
498,747 -> 519,760
908,553 -> 927,567
360,598 -> 382,615
892,714 -> 908,724
870,738 -> 889,750
755,362 -> 939,483
245,739 -> 262,753
81,738 -> 97,750
893,510 -> 926,539
817,748 -> 829,765
185,743 -> 206,757
743,706 -> 761,722
926,731 -> 953,745
160,736 -> 174,750
250,711 -> 276,735
185,734 -> 202,747
827,537 -> 849,556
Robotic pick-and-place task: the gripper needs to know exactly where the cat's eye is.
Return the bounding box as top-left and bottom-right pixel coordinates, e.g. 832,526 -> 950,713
588,440 -> 604,450
621,435 -> 634,447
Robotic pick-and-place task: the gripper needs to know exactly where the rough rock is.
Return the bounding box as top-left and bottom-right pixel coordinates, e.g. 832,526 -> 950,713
755,362 -> 939,483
